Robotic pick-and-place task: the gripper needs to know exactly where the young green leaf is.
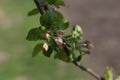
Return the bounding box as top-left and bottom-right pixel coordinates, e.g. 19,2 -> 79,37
54,50 -> 71,62
26,27 -> 44,41
104,67 -> 113,80
54,46 -> 73,62
61,19 -> 69,30
28,8 -> 39,16
76,55 -> 82,62
40,11 -> 63,28
54,0 -> 66,6
72,25 -> 83,40
42,0 -> 57,5
53,11 -> 63,26
53,19 -> 69,30
69,48 -> 83,62
32,43 -> 43,57
40,0 -> 65,6
40,11 -> 56,27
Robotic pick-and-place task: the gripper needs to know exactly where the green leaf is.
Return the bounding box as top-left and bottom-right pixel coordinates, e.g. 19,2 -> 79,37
53,19 -> 69,30
66,38 -> 76,49
63,34 -> 72,39
32,43 -> 43,57
54,50 -> 70,62
76,55 -> 82,61
43,46 -> 53,57
70,49 -> 82,62
54,47 -> 72,62
40,11 -> 63,28
40,0 -> 65,6
48,38 -> 57,48
44,0 -> 57,5
40,11 -> 56,27
52,11 -> 63,25
72,25 -> 83,40
54,0 -> 66,6
62,19 -> 69,29
26,27 -> 44,41
104,67 -> 113,80
28,8 -> 39,16
116,75 -> 120,80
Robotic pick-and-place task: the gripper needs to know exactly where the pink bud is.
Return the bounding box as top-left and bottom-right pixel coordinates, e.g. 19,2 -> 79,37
85,40 -> 94,49
43,43 -> 49,51
88,43 -> 94,49
58,30 -> 64,35
55,37 -> 63,45
58,45 -> 64,49
86,49 -> 92,54
45,33 -> 50,39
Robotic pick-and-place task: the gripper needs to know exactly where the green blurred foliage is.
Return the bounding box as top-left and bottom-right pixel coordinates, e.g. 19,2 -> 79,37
103,67 -> 113,80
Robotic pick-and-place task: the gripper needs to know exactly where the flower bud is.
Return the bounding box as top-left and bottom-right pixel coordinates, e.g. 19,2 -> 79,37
58,45 -> 64,49
45,33 -> 50,39
55,37 -> 63,45
85,40 -> 94,49
58,30 -> 64,35
43,43 -> 49,51
85,49 -> 92,54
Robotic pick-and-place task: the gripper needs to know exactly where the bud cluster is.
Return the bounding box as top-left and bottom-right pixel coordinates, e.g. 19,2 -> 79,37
55,37 -> 64,49
79,40 -> 94,54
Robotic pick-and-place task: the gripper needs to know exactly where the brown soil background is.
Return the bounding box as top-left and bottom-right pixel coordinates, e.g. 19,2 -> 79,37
60,0 -> 120,75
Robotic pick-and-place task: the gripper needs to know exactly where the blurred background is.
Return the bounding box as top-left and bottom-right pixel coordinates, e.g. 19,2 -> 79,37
0,0 -> 120,80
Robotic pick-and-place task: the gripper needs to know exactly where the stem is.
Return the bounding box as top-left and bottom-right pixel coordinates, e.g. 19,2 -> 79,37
73,61 -> 103,80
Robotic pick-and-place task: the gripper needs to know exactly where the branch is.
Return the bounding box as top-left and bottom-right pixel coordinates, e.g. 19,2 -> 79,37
33,1 -> 104,80
34,0 -> 44,15
73,61 -> 104,80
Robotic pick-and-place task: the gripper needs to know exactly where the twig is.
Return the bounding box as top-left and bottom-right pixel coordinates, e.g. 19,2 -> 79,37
34,0 -> 44,15
73,61 -> 103,80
